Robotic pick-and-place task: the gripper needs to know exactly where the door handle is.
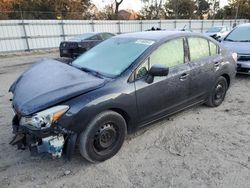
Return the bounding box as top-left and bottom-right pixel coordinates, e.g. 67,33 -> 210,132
180,73 -> 189,81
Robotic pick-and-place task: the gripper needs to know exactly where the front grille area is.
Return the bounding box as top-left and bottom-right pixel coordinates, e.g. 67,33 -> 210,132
238,54 -> 250,61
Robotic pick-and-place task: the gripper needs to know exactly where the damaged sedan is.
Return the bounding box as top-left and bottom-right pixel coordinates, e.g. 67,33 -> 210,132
9,31 -> 236,162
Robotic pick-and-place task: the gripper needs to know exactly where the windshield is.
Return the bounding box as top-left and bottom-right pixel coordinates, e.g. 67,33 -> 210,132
225,26 -> 250,42
72,37 -> 154,77
69,33 -> 95,41
206,27 -> 222,33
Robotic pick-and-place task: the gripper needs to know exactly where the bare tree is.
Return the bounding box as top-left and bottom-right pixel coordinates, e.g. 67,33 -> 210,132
115,0 -> 124,15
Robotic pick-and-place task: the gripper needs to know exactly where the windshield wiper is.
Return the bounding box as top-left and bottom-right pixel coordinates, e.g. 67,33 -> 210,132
79,67 -> 104,78
238,40 -> 250,42
224,38 -> 237,42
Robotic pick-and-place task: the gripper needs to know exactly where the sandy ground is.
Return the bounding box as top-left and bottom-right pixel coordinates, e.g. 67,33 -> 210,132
0,53 -> 250,188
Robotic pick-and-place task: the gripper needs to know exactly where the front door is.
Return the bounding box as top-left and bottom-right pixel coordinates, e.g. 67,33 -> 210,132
134,38 -> 191,125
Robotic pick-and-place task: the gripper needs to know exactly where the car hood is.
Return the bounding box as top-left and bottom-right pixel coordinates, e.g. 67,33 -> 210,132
221,41 -> 250,54
10,59 -> 106,116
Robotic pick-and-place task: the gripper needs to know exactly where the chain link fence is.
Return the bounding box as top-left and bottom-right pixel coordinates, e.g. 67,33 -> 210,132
0,17 -> 249,53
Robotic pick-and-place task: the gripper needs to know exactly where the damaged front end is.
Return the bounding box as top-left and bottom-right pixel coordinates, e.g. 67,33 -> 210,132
10,105 -> 77,159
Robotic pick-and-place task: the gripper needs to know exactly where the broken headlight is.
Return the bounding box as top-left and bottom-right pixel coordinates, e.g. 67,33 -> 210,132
20,105 -> 69,129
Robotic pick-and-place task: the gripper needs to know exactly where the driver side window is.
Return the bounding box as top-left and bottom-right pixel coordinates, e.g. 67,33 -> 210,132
135,38 -> 184,80
150,38 -> 185,68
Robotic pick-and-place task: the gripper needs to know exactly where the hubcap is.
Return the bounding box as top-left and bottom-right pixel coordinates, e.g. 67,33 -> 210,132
215,84 -> 224,99
94,123 -> 117,151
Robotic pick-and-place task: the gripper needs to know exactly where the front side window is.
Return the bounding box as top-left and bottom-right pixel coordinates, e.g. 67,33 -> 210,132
88,35 -> 100,40
150,38 -> 184,68
101,33 -> 114,40
135,59 -> 149,79
188,37 -> 210,61
72,38 -> 154,77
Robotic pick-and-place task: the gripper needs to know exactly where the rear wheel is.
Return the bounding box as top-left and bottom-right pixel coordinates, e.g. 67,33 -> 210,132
206,76 -> 228,107
79,111 -> 127,163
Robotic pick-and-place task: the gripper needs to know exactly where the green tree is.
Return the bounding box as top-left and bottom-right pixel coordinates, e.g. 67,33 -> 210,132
195,0 -> 210,19
165,0 -> 196,19
8,0 -> 91,19
140,0 -> 166,19
214,0 -> 250,19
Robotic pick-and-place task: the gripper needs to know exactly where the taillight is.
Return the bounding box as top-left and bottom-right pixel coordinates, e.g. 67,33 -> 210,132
232,52 -> 238,62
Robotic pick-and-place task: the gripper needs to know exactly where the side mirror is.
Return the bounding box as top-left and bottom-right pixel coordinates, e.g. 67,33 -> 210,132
217,37 -> 224,42
146,64 -> 169,84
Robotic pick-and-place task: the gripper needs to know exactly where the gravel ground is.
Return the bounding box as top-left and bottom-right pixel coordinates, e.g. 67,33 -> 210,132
0,53 -> 250,188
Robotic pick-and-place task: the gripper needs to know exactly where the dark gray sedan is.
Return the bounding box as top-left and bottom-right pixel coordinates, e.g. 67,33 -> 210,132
59,32 -> 115,58
221,23 -> 250,74
10,31 -> 236,162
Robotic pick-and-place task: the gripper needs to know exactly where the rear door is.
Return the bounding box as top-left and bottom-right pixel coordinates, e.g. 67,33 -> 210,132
187,37 -> 221,102
134,37 -> 191,125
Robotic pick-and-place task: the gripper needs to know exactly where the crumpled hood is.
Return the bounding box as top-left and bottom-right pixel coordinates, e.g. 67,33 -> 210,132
10,59 -> 105,116
221,41 -> 250,54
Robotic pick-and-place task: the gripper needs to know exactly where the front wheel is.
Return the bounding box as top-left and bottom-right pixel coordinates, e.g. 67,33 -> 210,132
206,76 -> 228,107
78,111 -> 127,163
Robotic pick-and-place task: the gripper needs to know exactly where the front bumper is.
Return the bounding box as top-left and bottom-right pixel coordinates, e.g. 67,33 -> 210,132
10,115 -> 77,159
237,60 -> 250,75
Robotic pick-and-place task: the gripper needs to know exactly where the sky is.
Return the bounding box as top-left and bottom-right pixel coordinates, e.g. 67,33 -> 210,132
92,0 -> 229,11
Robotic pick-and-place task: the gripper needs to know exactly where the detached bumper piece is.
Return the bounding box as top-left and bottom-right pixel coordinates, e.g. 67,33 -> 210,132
10,115 -> 77,160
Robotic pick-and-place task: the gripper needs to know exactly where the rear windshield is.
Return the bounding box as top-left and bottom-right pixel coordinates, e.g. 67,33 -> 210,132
206,27 -> 222,33
225,26 -> 250,42
69,33 -> 95,41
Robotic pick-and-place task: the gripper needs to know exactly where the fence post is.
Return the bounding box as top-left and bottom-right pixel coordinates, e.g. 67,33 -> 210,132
201,20 -> 204,33
117,20 -> 121,34
222,19 -> 224,26
174,20 -> 177,29
20,19 -> 30,52
159,19 -> 162,29
140,20 -> 143,31
189,19 -> 192,30
91,20 -> 95,32
60,19 -> 66,41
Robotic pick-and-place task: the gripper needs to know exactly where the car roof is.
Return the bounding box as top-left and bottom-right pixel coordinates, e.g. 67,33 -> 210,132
115,31 -> 194,41
113,31 -> 203,41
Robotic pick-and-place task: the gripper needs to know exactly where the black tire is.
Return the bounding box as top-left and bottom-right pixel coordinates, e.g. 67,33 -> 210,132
206,76 -> 228,107
79,111 -> 127,163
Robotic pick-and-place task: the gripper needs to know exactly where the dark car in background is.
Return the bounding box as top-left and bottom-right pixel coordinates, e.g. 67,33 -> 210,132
220,23 -> 250,74
205,26 -> 230,40
59,32 -> 115,58
10,31 -> 236,163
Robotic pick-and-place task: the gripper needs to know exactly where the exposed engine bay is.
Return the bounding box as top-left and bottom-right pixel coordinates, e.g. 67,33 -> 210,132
10,114 -> 77,159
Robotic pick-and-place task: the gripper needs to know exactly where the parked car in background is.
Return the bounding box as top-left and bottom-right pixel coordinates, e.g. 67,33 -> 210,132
221,23 -> 250,74
205,26 -> 230,40
10,31 -> 236,162
59,32 -> 115,58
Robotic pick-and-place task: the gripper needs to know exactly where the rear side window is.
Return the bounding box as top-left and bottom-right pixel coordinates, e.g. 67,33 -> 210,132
209,41 -> 218,56
188,37 -> 209,61
150,38 -> 184,68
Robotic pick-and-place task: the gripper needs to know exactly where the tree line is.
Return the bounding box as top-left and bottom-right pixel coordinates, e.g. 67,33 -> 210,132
0,0 -> 249,20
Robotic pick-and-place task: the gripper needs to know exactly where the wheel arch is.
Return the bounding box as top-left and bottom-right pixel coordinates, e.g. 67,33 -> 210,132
221,73 -> 230,88
108,108 -> 132,133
